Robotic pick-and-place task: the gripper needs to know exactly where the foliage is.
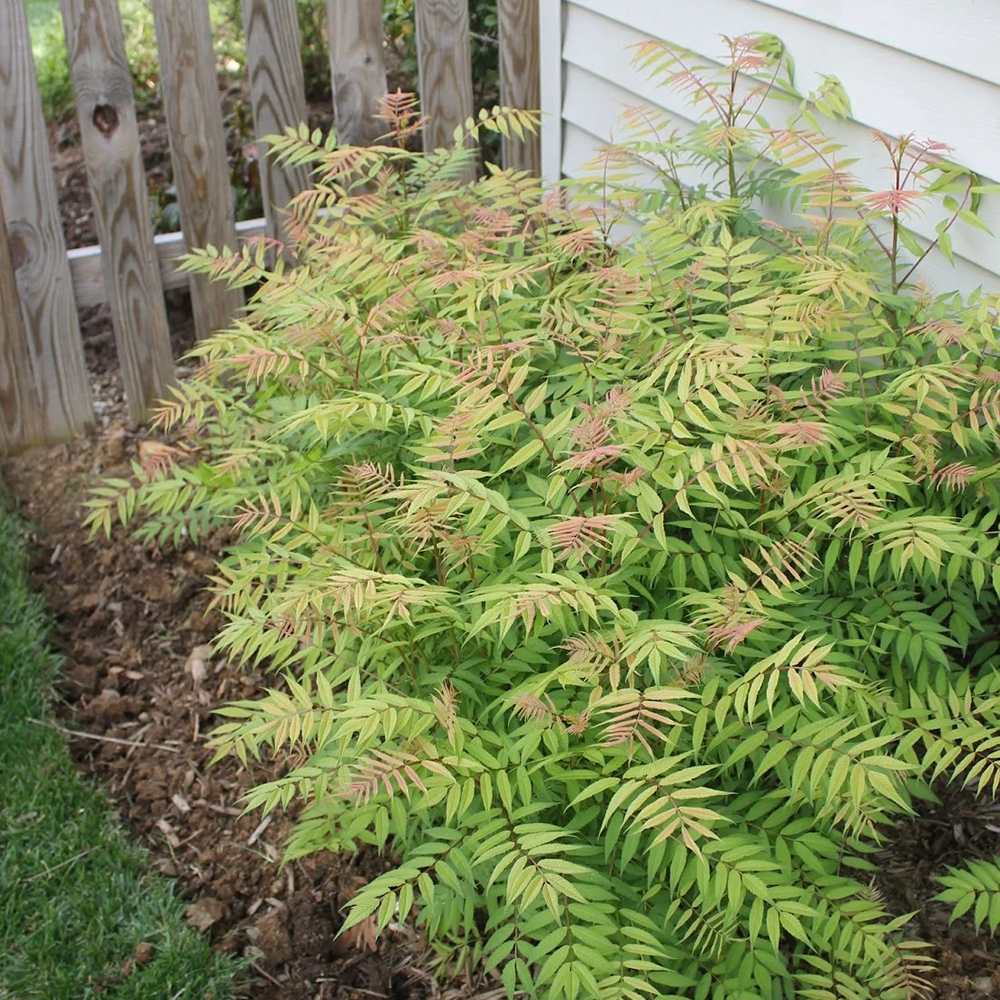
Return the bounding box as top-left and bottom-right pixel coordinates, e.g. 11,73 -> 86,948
24,0 -> 75,117
88,35 -> 1000,1000
0,499 -> 238,999
25,0 -> 244,119
935,858 -> 1000,934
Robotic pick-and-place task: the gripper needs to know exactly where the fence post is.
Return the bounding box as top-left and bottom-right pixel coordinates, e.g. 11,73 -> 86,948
241,0 -> 310,241
326,0 -> 388,146
61,0 -> 175,425
0,1 -> 93,447
153,0 -> 243,341
498,0 -> 541,173
414,0 -> 475,173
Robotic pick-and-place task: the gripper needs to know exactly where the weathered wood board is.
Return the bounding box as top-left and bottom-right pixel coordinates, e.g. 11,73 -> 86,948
327,0 -> 388,146
61,0 -> 175,423
67,217 -> 267,309
152,0 -> 243,340
241,0 -> 311,240
0,1 -> 93,446
498,0 -> 541,173
415,0 -> 475,174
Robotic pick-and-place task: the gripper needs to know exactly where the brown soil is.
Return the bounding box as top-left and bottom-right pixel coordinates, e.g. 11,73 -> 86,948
1,399 -> 497,1000
878,792 -> 1000,998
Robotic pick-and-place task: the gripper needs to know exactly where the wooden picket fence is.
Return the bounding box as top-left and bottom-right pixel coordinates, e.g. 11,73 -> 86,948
0,0 -> 540,452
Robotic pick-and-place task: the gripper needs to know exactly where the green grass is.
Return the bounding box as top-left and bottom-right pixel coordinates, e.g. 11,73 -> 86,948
0,503 -> 240,999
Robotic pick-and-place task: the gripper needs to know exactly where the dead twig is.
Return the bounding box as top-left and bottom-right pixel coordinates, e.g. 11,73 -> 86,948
27,717 -> 182,753
246,814 -> 272,846
18,846 -> 97,885
250,962 -> 284,989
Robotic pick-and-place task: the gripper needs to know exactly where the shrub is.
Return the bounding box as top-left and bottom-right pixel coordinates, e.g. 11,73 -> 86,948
89,36 -> 1000,1000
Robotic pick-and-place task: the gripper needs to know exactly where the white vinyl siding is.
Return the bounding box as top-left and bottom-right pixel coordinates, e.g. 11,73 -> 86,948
540,0 -> 1000,292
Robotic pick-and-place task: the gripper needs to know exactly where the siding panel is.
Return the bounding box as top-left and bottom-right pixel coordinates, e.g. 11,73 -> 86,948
569,0 -> 1000,181
560,3 -> 1000,288
753,0 -> 1000,86
561,112 -> 999,294
539,0 -> 565,186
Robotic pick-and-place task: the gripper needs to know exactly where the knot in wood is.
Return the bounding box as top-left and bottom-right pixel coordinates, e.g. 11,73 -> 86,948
7,228 -> 29,272
92,103 -> 120,138
4,221 -> 34,273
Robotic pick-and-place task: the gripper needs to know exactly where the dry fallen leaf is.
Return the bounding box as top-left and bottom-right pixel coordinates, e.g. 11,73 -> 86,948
185,644 -> 213,686
155,818 -> 180,848
133,941 -> 154,965
184,897 -> 227,932
335,875 -> 381,954
246,814 -> 272,847
340,914 -> 379,953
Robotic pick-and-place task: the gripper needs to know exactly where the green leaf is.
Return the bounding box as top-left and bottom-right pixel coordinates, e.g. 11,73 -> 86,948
494,439 -> 544,476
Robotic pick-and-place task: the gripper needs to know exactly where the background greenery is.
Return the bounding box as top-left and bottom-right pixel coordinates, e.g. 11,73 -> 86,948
24,0 -> 500,125
0,500 -> 238,999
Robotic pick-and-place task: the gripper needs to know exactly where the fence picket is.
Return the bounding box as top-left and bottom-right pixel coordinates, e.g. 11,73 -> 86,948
327,0 -> 387,146
498,0 -> 541,173
153,0 -> 243,341
241,0 -> 310,240
0,190 -> 41,451
414,0 -> 475,171
61,0 -> 175,424
0,1 -> 93,446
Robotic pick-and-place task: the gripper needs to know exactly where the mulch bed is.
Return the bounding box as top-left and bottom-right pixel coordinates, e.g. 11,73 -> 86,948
5,396 -> 1000,1000
1,398 -> 502,1000
877,792 -> 1000,997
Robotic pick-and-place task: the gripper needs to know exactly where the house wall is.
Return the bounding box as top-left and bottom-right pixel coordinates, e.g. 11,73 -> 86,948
539,0 -> 1000,293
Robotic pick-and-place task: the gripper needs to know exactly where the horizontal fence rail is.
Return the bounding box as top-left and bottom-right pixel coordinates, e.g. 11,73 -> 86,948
0,0 -> 541,452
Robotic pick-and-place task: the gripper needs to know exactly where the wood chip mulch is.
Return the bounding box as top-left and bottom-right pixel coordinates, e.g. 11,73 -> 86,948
2,392 -> 497,1000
